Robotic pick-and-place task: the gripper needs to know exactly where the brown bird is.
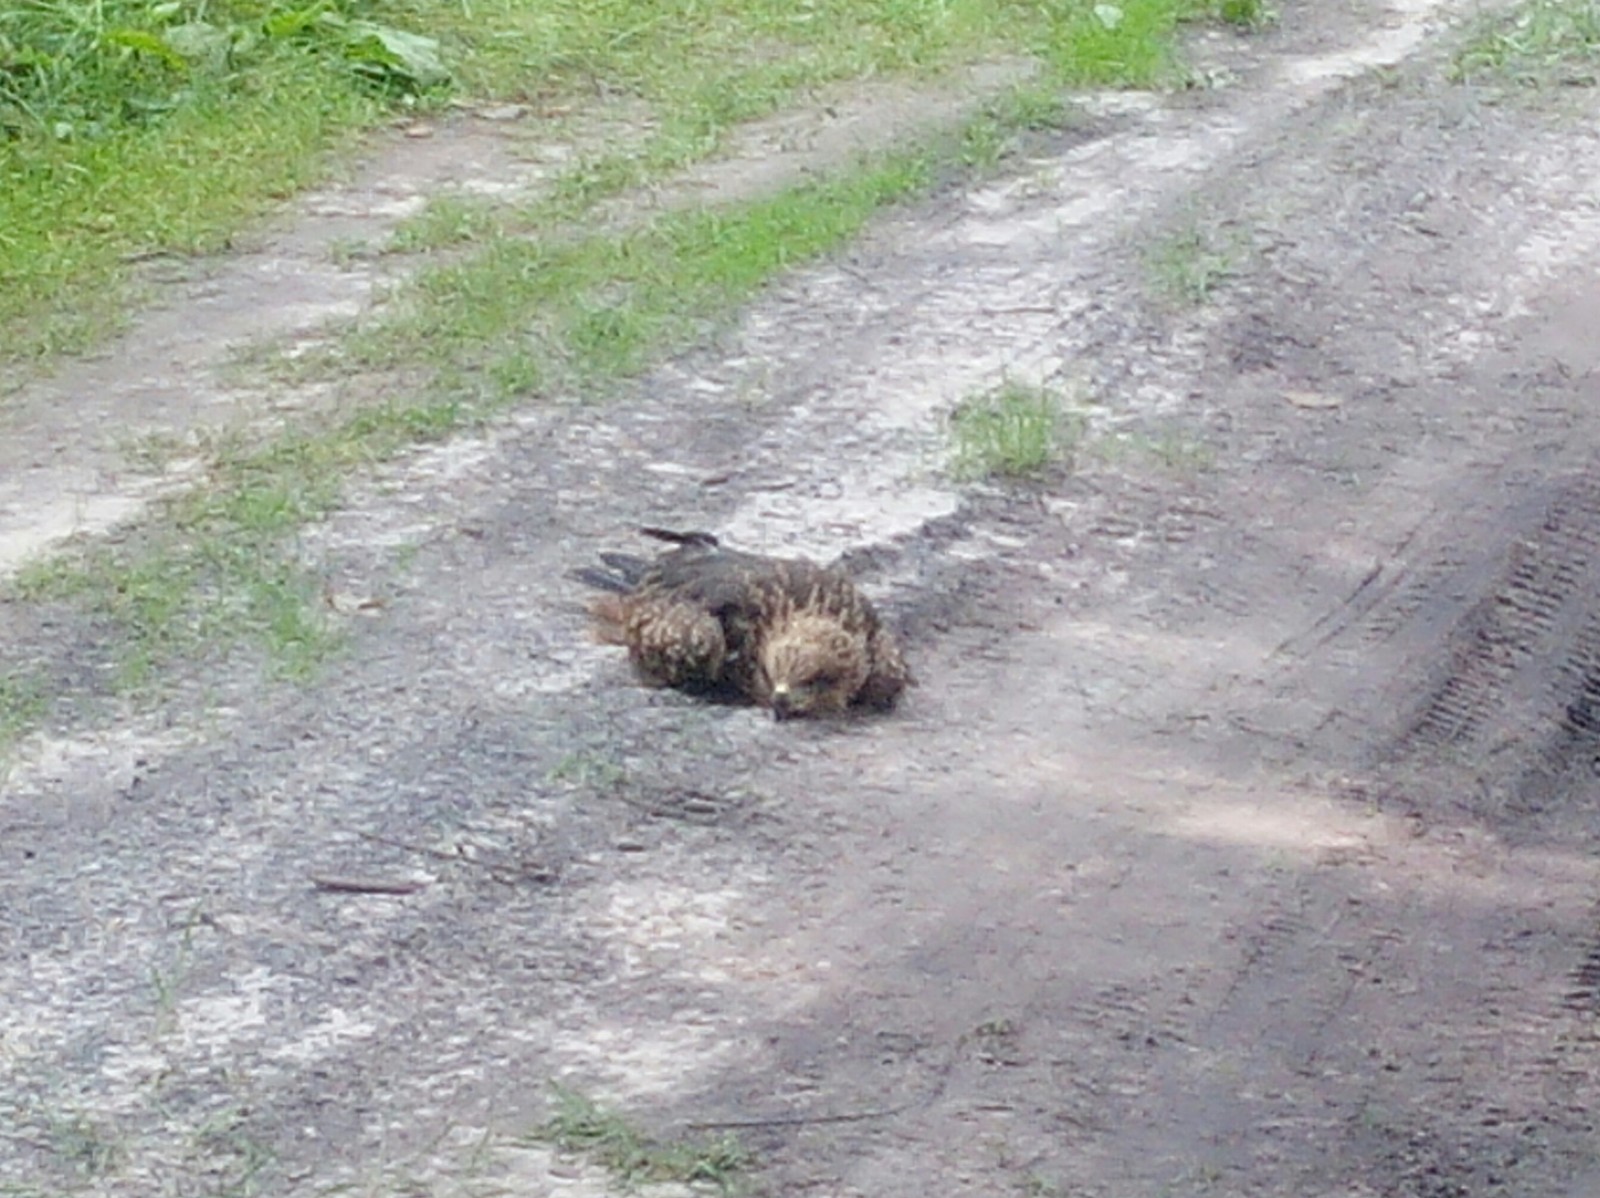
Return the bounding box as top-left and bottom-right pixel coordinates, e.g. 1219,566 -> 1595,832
575,528 -> 913,719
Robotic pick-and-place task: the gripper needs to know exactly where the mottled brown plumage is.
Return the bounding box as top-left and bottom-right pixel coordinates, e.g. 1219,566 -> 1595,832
576,528 -> 913,719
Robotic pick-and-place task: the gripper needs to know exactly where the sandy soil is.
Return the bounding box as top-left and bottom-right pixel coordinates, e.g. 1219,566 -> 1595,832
6,0 -> 1600,1195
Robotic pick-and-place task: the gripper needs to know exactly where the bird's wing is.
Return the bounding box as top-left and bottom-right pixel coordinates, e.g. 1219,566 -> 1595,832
624,592 -> 730,689
647,548 -> 782,613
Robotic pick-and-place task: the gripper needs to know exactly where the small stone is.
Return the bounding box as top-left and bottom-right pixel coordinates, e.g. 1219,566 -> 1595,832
479,103 -> 530,122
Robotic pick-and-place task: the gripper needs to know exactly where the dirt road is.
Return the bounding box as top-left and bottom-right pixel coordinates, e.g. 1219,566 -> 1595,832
6,0 -> 1600,1194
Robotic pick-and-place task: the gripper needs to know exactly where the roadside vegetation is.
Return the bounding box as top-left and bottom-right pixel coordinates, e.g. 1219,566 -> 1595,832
949,379 -> 1084,482
532,1085 -> 751,1193
1451,0 -> 1600,86
337,144 -> 942,395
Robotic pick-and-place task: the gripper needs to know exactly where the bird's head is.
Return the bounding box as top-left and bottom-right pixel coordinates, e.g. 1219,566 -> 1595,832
760,614 -> 870,720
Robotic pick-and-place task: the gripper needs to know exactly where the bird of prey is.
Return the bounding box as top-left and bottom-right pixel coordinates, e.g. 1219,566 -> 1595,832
574,528 -> 913,719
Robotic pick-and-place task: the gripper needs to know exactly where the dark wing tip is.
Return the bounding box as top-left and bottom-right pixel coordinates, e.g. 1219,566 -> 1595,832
570,566 -> 633,595
639,527 -> 720,549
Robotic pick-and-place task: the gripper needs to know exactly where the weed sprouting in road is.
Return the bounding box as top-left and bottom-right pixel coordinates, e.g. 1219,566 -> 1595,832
0,669 -> 50,761
949,380 -> 1082,482
959,83 -> 1080,168
547,750 -> 628,790
1212,0 -> 1277,30
1144,224 -> 1242,306
533,1084 -> 752,1193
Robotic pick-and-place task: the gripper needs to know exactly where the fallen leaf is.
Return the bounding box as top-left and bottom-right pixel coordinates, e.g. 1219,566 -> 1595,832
325,589 -> 387,615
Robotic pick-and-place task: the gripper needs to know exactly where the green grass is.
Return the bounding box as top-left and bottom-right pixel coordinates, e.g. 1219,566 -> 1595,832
350,85 -> 1074,402
0,0 -> 441,366
12,395 -> 483,695
0,669 -> 51,755
1451,0 -> 1600,86
956,82 -> 1079,169
949,380 -> 1081,481
339,148 -> 936,399
330,85 -> 1083,398
386,192 -> 506,254
185,1105 -> 275,1197
1038,0 -> 1194,84
1212,0 -> 1276,30
3,0 -> 1236,372
3,66 -> 378,366
1021,1175 -> 1068,1198
532,1085 -> 751,1193
1144,224 -> 1241,306
546,750 -> 628,789
17,525 -> 340,695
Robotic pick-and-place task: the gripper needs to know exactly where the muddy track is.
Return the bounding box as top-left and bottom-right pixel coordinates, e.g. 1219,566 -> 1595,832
7,0 -> 1600,1195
